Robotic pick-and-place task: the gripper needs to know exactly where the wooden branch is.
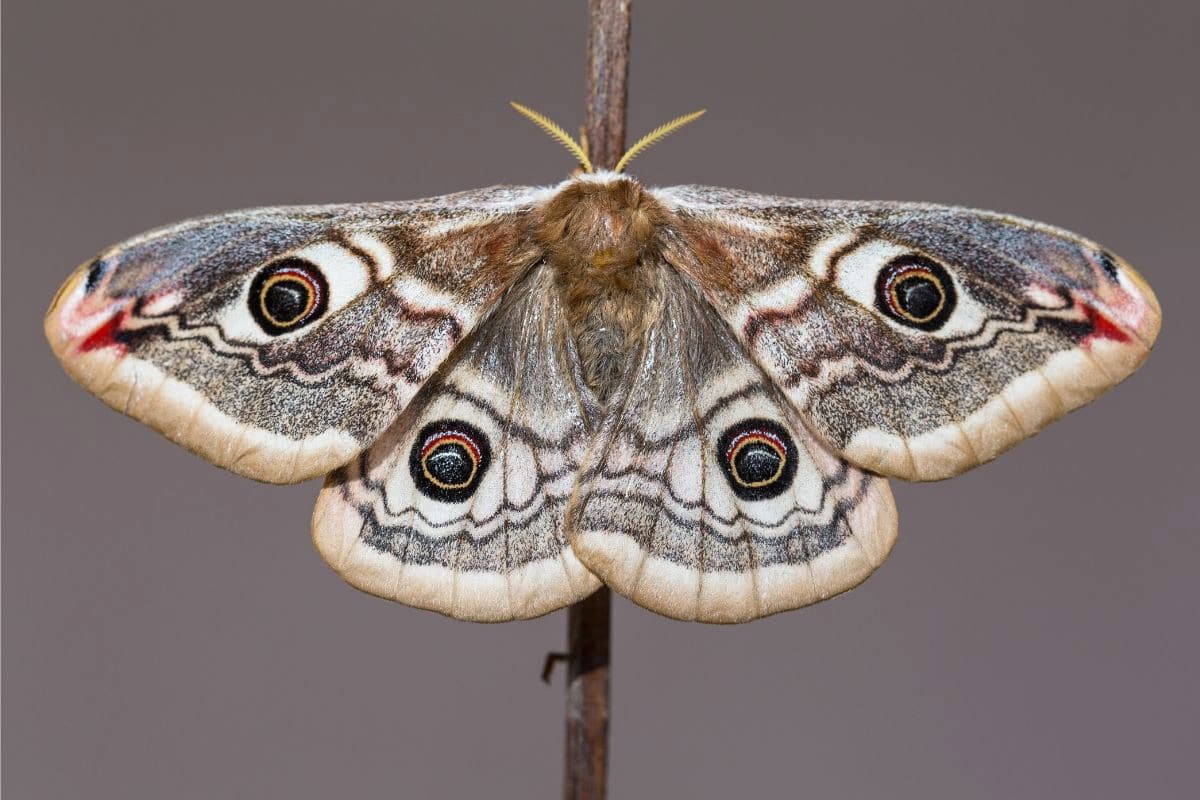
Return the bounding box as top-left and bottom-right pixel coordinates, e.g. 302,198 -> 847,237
584,0 -> 631,171
563,6 -> 630,799
564,587 -> 612,800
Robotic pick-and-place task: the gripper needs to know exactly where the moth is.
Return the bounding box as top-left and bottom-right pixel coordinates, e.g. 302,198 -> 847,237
45,105 -> 1161,623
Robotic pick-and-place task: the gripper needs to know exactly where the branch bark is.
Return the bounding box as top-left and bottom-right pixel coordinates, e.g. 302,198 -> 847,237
583,0 -> 631,171
564,4 -> 630,799
564,587 -> 612,800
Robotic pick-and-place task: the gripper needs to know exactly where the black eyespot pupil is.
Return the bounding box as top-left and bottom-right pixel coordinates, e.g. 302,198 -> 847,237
248,258 -> 328,335
734,443 -> 781,484
716,419 -> 798,501
264,280 -> 309,323
408,420 -> 492,502
897,278 -> 941,319
874,255 -> 957,331
426,443 -> 473,486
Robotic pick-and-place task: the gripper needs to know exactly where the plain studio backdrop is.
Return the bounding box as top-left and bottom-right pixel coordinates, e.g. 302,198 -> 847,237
4,1 -> 1198,797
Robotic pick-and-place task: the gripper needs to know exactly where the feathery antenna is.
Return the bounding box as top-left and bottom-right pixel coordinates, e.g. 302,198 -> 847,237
613,109 -> 706,173
510,102 -> 594,173
510,102 -> 706,175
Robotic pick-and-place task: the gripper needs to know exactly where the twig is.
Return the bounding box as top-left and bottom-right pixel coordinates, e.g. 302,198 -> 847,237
564,587 -> 612,799
543,651 -> 568,684
563,6 -> 630,798
584,0 -> 631,171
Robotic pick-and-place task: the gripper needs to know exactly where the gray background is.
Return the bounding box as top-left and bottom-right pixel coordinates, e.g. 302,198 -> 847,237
4,1 -> 1198,797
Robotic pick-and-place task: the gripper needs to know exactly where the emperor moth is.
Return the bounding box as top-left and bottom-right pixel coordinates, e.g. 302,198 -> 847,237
46,106 -> 1160,622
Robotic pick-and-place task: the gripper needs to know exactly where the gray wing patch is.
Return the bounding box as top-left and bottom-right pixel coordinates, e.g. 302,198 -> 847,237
45,187 -> 547,483
312,266 -> 602,622
655,188 -> 1161,481
569,266 -> 897,623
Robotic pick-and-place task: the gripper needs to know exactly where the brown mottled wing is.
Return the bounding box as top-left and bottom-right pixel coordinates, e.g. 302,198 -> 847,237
312,266 -> 602,621
569,265 -> 897,623
654,186 -> 1162,481
45,186 -> 547,483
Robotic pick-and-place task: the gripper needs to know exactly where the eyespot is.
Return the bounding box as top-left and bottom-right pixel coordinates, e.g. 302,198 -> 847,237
716,418 -> 798,501
408,420 -> 492,502
874,255 -> 957,330
248,258 -> 329,335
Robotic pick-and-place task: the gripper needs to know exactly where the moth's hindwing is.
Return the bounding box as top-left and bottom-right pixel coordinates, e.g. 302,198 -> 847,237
312,266 -> 602,622
657,187 -> 1162,481
44,187 -> 545,483
569,267 -> 897,623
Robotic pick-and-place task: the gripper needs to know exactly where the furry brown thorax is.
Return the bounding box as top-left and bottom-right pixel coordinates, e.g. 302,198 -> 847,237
534,175 -> 671,401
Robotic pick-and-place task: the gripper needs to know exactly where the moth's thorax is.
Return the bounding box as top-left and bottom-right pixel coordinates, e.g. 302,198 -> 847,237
534,174 -> 666,270
536,175 -> 671,401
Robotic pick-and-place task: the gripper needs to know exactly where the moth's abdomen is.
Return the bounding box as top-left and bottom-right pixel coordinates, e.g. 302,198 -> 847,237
557,260 -> 661,403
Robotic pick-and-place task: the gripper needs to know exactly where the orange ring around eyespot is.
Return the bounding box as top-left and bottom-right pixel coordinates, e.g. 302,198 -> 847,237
258,268 -> 319,327
420,432 -> 481,490
725,428 -> 788,488
885,266 -> 945,324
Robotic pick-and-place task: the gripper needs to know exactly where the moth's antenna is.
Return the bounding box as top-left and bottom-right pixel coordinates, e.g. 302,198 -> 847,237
510,102 -> 594,173
614,109 -> 706,173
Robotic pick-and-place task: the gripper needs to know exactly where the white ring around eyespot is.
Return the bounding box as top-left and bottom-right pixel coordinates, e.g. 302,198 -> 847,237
832,240 -> 987,338
216,239 -> 378,343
